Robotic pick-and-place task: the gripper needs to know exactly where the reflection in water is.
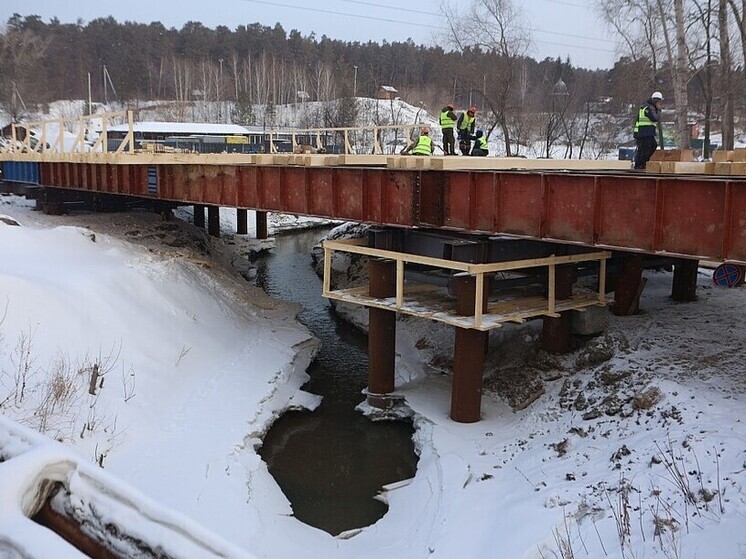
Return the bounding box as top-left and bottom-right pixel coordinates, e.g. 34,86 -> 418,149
256,227 -> 418,535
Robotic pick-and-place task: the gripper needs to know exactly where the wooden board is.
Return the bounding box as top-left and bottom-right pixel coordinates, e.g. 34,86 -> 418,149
429,156 -> 632,172
338,154 -> 389,166
659,162 -> 714,174
713,150 -> 733,163
650,149 -> 694,162
326,283 -> 607,331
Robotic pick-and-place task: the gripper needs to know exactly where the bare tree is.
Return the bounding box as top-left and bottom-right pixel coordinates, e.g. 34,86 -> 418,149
720,0 -> 735,149
0,25 -> 49,121
441,0 -> 531,156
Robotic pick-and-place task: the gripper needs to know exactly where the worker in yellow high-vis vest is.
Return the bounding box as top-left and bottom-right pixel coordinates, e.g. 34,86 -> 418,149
401,127 -> 434,155
457,106 -> 477,155
633,92 -> 663,170
439,104 -> 457,155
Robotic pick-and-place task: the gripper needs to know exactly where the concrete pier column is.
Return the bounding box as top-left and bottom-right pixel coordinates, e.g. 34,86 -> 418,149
614,254 -> 644,316
193,204 -> 205,229
671,259 -> 699,302
236,208 -> 248,235
542,265 -> 575,354
367,259 -> 397,407
256,211 -> 268,240
450,275 -> 488,423
207,206 -> 220,238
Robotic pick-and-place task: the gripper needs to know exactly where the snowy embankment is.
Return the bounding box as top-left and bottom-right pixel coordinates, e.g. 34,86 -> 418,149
1,194 -> 746,558
0,198 -> 322,555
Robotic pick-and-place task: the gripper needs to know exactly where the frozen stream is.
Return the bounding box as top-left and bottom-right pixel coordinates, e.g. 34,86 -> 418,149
255,227 -> 418,536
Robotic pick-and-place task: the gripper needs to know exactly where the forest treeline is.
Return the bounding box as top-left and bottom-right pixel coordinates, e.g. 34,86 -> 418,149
0,4 -> 744,154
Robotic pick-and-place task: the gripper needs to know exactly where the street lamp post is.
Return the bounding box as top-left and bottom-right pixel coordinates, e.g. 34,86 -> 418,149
353,65 -> 358,98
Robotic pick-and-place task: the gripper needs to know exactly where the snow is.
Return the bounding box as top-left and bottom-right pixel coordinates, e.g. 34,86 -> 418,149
5,191 -> 746,559
3,183 -> 746,557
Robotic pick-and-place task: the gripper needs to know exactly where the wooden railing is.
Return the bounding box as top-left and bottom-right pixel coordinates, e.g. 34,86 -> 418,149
322,238 -> 611,331
0,110 -> 421,157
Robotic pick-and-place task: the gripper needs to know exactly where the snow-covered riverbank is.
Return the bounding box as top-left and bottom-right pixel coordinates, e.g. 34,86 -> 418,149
2,194 -> 746,558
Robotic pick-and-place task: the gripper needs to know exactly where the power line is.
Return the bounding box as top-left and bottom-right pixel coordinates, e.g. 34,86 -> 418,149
240,0 -> 439,30
338,0 -> 614,47
240,0 -> 616,54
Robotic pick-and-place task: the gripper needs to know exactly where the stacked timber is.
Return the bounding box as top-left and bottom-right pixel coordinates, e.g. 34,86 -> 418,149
386,155 -> 631,171
646,148 -> 746,175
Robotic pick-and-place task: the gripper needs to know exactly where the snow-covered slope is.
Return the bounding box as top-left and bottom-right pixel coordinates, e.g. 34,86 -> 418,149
2,195 -> 745,558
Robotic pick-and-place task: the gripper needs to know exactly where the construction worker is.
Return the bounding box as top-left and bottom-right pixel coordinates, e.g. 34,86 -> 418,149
470,130 -> 488,156
457,106 -> 477,155
401,127 -> 434,155
439,104 -> 457,155
633,91 -> 663,170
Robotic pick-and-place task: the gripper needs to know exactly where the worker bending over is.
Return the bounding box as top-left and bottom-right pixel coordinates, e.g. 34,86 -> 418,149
470,130 -> 488,156
401,127 -> 434,155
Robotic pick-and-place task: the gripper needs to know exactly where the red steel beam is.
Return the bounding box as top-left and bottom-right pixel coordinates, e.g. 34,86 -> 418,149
37,163 -> 746,264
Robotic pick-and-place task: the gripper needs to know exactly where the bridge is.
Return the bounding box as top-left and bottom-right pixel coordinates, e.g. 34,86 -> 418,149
2,111 -> 745,422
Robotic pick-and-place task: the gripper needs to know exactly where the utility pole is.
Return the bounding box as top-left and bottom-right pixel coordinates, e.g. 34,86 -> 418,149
353,65 -> 358,98
103,64 -> 108,105
87,73 -> 92,115
219,58 -> 224,122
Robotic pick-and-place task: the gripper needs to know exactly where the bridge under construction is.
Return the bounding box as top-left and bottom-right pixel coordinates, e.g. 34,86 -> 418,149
2,111 -> 744,423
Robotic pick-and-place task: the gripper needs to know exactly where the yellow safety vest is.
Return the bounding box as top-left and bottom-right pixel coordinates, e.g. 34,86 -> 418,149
633,105 -> 655,134
477,136 -> 488,151
440,110 -> 456,128
412,135 -> 432,155
459,113 -> 475,131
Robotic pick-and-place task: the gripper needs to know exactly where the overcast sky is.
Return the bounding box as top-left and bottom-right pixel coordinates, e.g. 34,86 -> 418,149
1,0 -> 618,70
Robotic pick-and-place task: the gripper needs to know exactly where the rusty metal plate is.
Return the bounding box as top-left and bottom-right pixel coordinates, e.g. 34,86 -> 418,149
498,172 -> 543,237
659,179 -> 726,258
596,176 -> 657,251
282,167 -> 309,215
382,171 -> 415,226
544,174 -> 596,243
728,182 -> 746,261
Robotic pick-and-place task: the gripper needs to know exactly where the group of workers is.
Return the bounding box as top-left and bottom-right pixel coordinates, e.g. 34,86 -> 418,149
402,91 -> 665,165
402,103 -> 488,157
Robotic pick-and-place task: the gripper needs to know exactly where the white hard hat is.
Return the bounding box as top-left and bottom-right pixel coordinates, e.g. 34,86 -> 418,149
651,91 -> 663,100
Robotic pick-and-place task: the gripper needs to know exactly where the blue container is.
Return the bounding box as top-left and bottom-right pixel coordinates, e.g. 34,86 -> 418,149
1,161 -> 40,184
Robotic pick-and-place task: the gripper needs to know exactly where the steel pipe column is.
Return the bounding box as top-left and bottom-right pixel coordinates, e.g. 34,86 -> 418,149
614,254 -> 644,316
671,259 -> 699,301
450,275 -> 488,423
207,206 -> 220,238
367,258 -> 397,408
236,208 -> 248,235
256,211 -> 268,240
542,265 -> 575,354
193,204 -> 205,229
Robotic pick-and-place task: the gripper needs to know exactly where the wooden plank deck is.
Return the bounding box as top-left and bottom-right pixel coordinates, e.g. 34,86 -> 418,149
327,282 -> 607,331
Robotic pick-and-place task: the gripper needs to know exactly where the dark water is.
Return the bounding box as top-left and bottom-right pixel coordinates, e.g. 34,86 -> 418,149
255,227 -> 418,536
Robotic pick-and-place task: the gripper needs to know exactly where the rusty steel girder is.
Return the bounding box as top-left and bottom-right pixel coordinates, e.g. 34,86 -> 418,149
38,162 -> 746,264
